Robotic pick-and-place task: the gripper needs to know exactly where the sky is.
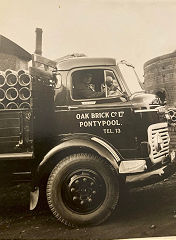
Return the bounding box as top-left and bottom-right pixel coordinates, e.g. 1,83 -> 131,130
0,0 -> 176,80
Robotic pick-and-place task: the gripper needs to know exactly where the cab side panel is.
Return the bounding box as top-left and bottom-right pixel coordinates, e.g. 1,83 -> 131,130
55,106 -> 137,155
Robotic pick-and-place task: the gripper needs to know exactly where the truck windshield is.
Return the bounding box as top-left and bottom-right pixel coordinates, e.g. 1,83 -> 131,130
118,62 -> 144,95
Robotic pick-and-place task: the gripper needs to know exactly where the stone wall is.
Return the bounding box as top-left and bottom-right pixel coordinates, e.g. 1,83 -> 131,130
144,52 -> 176,151
169,126 -> 176,151
144,51 -> 176,107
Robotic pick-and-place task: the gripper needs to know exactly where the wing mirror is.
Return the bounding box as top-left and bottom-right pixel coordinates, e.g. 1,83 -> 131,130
53,73 -> 62,89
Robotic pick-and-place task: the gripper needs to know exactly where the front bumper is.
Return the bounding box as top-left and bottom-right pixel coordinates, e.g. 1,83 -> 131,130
126,153 -> 176,188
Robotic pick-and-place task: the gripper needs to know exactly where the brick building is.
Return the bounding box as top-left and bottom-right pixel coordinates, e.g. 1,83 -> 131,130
0,35 -> 31,71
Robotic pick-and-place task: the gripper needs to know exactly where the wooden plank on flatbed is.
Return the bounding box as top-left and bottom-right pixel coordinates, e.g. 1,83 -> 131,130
0,111 -> 20,119
0,142 -> 19,153
0,136 -> 19,143
0,128 -> 20,137
0,118 -> 20,128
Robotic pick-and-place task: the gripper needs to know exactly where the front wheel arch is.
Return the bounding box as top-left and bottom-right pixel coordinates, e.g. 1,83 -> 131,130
37,138 -> 122,185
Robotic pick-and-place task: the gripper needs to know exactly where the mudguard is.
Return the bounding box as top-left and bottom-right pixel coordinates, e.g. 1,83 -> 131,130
37,136 -> 122,177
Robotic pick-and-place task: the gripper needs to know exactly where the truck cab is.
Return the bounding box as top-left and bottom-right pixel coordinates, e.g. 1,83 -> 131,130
53,57 -> 170,169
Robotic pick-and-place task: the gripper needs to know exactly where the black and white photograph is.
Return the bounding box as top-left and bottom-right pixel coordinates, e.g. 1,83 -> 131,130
0,0 -> 176,239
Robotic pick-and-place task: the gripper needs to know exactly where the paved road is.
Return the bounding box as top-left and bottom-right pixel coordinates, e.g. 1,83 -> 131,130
0,173 -> 176,239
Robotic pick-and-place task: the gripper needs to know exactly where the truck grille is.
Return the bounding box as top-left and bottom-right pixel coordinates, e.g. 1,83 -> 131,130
148,122 -> 170,164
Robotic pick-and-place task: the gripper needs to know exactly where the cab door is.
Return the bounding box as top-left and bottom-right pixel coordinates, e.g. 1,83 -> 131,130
55,67 -> 137,157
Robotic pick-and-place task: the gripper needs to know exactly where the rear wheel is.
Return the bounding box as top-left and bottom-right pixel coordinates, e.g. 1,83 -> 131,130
46,153 -> 120,226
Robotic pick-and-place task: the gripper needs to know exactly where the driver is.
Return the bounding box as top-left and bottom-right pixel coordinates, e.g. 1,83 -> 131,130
76,73 -> 105,99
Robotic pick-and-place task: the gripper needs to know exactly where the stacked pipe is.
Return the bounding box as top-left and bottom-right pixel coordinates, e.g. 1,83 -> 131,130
0,69 -> 31,109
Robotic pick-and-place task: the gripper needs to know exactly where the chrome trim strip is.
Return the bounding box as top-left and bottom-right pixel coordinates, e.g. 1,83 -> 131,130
0,152 -> 33,159
134,109 -> 158,113
13,172 -> 31,175
91,137 -> 120,162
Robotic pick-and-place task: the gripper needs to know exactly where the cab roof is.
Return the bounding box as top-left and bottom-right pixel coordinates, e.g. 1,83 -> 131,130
56,57 -> 117,70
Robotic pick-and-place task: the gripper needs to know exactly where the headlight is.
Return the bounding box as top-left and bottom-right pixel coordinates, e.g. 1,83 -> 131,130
166,108 -> 176,124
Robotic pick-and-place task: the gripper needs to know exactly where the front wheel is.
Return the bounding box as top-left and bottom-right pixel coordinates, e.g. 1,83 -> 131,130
46,153 -> 120,226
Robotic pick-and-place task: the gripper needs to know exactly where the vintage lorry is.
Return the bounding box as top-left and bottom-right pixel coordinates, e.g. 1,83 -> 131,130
0,54 -> 175,227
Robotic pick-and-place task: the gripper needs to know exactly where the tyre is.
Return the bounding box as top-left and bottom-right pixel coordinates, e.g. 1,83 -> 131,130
46,153 -> 120,227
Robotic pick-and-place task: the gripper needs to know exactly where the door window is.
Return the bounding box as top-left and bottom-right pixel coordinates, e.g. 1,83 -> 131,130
72,69 -> 125,100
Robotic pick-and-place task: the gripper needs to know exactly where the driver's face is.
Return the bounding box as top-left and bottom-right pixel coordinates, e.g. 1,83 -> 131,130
84,75 -> 92,83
